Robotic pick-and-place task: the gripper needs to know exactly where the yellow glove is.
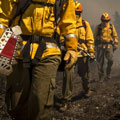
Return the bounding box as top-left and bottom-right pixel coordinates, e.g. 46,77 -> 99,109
90,53 -> 95,59
64,50 -> 78,69
89,53 -> 96,63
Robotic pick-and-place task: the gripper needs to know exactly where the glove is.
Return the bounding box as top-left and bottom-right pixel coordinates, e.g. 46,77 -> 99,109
65,37 -> 77,52
90,53 -> 95,59
64,50 -> 78,69
89,53 -> 95,63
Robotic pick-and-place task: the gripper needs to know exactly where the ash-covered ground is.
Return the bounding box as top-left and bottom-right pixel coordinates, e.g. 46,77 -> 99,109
54,64 -> 120,120
0,49 -> 120,120
54,48 -> 120,120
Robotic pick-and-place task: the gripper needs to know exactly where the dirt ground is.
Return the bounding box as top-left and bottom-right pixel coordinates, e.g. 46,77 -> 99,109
53,48 -> 120,120
0,50 -> 120,120
54,61 -> 120,120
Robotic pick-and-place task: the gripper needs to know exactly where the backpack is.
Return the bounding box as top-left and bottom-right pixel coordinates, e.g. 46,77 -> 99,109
9,0 -> 66,26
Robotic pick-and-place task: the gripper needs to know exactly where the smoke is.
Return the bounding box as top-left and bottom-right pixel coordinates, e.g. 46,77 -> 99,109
79,0 -> 120,25
77,0 -> 120,66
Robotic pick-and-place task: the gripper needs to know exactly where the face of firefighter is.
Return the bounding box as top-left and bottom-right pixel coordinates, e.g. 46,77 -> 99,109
75,11 -> 81,19
102,20 -> 109,27
76,15 -> 80,19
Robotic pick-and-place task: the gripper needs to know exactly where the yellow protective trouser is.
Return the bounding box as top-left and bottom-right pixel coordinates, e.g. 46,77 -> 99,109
28,55 -> 61,120
6,60 -> 30,120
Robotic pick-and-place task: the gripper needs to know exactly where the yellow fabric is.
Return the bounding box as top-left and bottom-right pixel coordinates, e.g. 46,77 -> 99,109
16,41 -> 61,59
76,17 -> 94,57
94,22 -> 118,48
60,35 -> 64,43
58,0 -> 77,37
0,28 -> 4,37
65,37 -> 78,51
0,0 -> 77,59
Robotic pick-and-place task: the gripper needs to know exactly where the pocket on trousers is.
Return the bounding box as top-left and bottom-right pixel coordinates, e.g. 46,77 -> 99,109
50,78 -> 56,89
46,78 -> 56,106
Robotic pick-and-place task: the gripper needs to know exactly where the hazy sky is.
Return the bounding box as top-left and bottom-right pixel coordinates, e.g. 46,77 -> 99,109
79,0 -> 120,26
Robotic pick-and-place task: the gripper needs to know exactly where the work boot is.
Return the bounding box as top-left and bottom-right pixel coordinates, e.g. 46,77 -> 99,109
59,99 -> 71,112
59,103 -> 68,112
106,74 -> 111,80
85,90 -> 93,97
81,90 -> 93,97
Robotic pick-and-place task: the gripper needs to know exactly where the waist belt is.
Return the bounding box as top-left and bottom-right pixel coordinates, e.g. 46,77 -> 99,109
21,34 -> 58,68
101,41 -> 110,44
100,40 -> 113,45
78,39 -> 86,44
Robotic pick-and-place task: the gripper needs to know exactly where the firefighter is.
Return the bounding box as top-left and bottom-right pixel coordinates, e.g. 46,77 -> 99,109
94,13 -> 118,81
0,0 -> 78,120
59,1 -> 95,112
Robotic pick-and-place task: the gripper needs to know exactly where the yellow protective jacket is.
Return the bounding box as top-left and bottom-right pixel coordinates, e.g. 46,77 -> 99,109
0,0 -> 77,59
94,23 -> 118,48
76,17 -> 94,57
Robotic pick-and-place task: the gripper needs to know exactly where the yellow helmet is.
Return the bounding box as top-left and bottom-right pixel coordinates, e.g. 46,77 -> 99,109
74,1 -> 83,12
101,13 -> 110,22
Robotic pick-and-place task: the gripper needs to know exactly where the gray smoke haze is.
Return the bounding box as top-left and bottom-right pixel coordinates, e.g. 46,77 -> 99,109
79,0 -> 120,26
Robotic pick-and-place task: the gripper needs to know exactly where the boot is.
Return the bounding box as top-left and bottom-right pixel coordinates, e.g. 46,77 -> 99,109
81,89 -> 93,97
59,103 -> 68,112
85,90 -> 93,97
59,99 -> 71,112
106,74 -> 111,80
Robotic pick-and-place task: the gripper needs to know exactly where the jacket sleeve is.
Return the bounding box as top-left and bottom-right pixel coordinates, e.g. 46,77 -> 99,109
58,0 -> 78,52
85,21 -> 95,53
112,24 -> 119,48
0,0 -> 18,27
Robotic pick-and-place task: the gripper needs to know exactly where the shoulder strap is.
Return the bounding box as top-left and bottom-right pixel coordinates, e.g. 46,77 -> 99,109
54,0 -> 66,24
76,20 -> 86,30
9,0 -> 54,26
110,23 -> 113,36
82,20 -> 87,30
9,0 -> 65,26
9,0 -> 31,26
16,0 -> 30,17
